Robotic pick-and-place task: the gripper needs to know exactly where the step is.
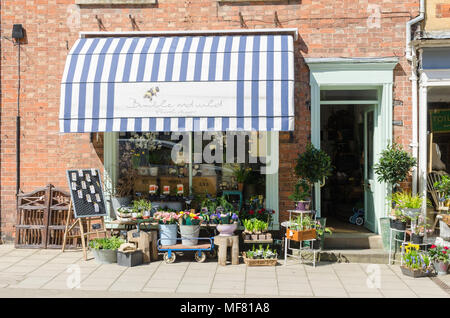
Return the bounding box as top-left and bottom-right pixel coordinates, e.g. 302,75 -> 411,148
292,249 -> 401,264
323,233 -> 383,250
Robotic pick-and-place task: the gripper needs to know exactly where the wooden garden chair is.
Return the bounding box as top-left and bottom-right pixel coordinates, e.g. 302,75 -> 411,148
427,171 -> 449,233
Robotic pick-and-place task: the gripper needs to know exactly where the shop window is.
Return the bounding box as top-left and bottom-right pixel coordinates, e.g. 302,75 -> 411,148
117,131 -> 268,207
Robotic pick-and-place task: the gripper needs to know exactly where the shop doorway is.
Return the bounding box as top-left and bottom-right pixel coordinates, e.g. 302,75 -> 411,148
319,90 -> 378,234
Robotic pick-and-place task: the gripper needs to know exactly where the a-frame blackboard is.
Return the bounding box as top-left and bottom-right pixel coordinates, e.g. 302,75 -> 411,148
66,169 -> 107,218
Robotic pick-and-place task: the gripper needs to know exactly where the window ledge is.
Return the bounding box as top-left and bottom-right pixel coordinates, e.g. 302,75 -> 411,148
75,0 -> 156,4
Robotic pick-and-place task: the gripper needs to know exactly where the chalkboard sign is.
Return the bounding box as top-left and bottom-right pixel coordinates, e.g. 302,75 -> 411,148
66,169 -> 107,218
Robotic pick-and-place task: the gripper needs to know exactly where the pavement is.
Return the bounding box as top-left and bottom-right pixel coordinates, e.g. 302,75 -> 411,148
0,244 -> 448,298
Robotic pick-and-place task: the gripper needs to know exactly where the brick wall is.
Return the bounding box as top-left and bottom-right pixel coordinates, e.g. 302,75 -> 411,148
0,0 -> 419,241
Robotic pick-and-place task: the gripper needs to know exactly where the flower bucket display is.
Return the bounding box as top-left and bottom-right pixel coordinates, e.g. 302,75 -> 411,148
433,261 -> 449,276
428,245 -> 449,275
179,224 -> 200,246
159,224 -> 178,246
154,211 -> 179,246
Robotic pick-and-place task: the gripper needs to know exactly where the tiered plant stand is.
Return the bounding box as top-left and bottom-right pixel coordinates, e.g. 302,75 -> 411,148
284,209 -> 320,268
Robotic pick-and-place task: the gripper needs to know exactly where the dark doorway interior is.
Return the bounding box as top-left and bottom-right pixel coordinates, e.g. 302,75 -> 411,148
320,105 -> 371,234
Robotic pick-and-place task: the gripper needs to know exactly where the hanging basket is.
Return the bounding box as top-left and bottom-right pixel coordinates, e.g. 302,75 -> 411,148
286,228 -> 316,242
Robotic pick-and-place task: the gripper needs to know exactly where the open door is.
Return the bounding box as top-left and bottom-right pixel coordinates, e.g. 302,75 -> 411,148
364,105 -> 376,232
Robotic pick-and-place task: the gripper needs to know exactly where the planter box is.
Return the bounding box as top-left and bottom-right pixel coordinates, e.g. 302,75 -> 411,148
117,250 -> 143,267
400,266 -> 429,278
242,253 -> 278,266
286,228 -> 316,242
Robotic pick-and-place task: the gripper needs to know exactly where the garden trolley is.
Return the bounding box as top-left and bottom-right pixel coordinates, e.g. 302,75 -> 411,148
157,237 -> 215,263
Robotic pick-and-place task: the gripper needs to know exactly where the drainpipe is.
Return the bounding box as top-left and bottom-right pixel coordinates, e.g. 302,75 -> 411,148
406,0 -> 425,61
406,0 -> 424,194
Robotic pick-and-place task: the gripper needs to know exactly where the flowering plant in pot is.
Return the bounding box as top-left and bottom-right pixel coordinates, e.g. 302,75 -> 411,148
401,243 -> 431,278
178,211 -> 204,246
410,215 -> 431,244
89,236 -> 125,264
154,211 -> 179,246
428,245 -> 449,275
311,219 -> 332,249
241,195 -> 275,223
243,244 -> 278,266
210,211 -> 239,236
132,199 -> 152,219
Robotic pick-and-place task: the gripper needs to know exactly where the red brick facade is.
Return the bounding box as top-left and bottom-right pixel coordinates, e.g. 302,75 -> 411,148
1,0 -> 419,241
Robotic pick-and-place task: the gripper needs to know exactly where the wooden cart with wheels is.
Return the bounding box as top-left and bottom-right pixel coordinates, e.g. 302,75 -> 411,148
157,237 -> 215,264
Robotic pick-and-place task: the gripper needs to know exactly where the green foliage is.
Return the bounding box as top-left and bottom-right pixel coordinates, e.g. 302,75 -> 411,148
233,165 -> 252,183
288,178 -> 311,202
428,245 -> 449,263
374,143 -> 416,187
294,143 -> 333,185
390,191 -> 431,210
243,218 -> 268,233
246,244 -> 277,259
434,175 -> 450,200
89,236 -> 124,250
132,199 -> 152,212
403,243 -> 430,271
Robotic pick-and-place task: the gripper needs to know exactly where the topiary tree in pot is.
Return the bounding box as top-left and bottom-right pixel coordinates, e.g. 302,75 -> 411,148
374,142 -> 417,250
292,143 -> 333,210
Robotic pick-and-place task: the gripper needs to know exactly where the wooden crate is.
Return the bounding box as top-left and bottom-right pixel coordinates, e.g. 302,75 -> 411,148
15,184 -> 80,249
242,253 -> 278,266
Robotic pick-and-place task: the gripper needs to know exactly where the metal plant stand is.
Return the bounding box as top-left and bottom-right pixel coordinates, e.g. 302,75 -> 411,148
283,209 -> 320,268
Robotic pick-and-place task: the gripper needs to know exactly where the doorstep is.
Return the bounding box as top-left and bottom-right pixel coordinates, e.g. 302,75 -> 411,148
293,249 -> 401,264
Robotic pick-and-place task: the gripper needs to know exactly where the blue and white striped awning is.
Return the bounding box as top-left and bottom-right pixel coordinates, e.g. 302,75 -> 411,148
60,35 -> 294,132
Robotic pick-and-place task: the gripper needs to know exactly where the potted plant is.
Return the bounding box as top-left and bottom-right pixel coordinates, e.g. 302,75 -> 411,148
374,143 -> 417,250
428,245 -> 449,275
312,218 -> 332,249
178,211 -> 203,246
132,199 -> 152,219
434,175 -> 450,208
390,191 -> 431,230
212,211 -> 239,236
89,236 -> 125,264
286,215 -> 317,242
374,143 -> 417,192
288,178 -> 311,211
116,206 -> 132,221
154,211 -> 179,246
107,168 -> 137,216
401,243 -> 431,278
292,143 -> 333,211
233,165 -> 251,191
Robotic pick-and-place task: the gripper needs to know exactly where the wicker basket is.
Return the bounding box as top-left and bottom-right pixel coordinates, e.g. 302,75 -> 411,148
242,253 -> 278,266
286,228 -> 316,242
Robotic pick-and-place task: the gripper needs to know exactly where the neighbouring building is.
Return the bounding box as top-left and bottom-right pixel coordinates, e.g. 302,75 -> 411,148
1,0 -> 422,243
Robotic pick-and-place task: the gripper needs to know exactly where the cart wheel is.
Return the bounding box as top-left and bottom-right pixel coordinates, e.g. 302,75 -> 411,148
164,252 -> 176,264
355,217 -> 364,226
206,248 -> 217,259
195,251 -> 207,263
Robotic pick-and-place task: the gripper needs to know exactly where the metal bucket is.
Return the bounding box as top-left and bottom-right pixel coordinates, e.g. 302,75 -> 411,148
159,224 -> 178,246
179,225 -> 200,246
92,249 -> 117,264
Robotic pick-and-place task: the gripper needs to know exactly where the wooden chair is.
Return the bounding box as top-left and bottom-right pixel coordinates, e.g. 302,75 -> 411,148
427,171 -> 449,232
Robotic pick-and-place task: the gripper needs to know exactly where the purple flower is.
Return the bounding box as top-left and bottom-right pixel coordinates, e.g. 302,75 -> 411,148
232,213 -> 238,220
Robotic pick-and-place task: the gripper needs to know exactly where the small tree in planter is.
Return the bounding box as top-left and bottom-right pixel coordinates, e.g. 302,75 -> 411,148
288,179 -> 311,211
292,143 -> 332,210
374,142 -> 417,193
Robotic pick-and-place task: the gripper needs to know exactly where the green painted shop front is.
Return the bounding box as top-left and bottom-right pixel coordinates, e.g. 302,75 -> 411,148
307,58 -> 398,234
